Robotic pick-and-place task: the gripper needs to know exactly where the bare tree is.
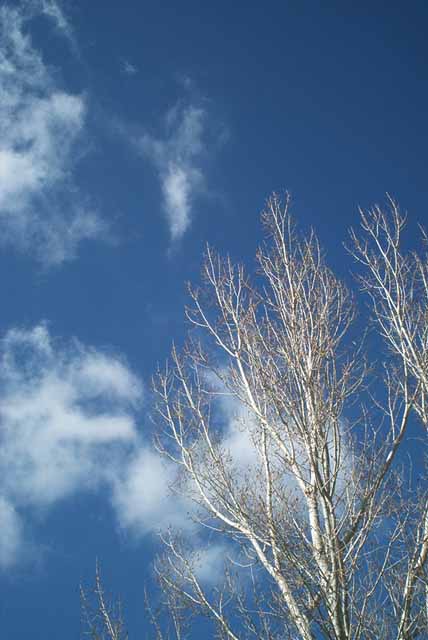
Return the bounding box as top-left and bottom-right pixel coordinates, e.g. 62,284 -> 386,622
86,194 -> 428,639
81,563 -> 128,640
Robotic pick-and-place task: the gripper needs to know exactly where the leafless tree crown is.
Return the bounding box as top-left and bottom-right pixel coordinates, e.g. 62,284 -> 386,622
86,195 -> 428,640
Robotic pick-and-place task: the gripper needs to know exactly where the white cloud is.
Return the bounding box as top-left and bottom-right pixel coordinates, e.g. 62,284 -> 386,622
0,3 -> 104,265
0,324 -> 142,566
112,448 -> 192,535
0,323 -> 216,570
140,104 -> 206,244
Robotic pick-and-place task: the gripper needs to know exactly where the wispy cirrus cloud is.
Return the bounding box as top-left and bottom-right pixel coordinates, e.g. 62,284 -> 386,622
0,3 -> 104,265
28,0 -> 76,45
140,103 -> 208,245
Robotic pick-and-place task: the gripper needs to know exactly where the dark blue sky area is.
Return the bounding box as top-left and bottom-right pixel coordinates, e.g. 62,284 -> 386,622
0,2 -> 427,638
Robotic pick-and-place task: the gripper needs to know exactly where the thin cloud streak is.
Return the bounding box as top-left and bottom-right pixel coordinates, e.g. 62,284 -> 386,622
140,104 -> 206,244
28,0 -> 76,46
0,497 -> 23,570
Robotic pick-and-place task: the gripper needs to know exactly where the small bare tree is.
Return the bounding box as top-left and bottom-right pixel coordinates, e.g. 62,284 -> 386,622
81,563 -> 128,640
86,194 -> 428,639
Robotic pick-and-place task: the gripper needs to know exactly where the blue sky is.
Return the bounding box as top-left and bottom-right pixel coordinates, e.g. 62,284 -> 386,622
0,1 -> 427,637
